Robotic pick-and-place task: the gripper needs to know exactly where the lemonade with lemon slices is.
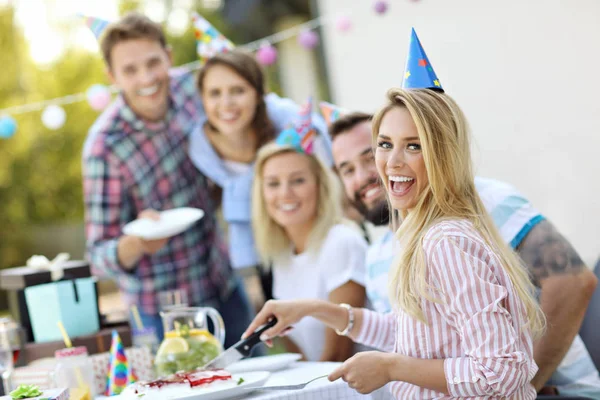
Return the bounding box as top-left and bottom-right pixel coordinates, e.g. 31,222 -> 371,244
155,326 -> 222,376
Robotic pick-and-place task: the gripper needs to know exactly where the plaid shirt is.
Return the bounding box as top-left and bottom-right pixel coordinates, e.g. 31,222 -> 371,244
82,69 -> 235,315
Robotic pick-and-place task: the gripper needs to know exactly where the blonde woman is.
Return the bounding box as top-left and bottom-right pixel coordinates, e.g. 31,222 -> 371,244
243,31 -> 544,399
251,132 -> 367,362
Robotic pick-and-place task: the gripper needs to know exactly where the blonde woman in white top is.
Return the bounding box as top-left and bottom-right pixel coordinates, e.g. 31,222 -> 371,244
251,119 -> 367,362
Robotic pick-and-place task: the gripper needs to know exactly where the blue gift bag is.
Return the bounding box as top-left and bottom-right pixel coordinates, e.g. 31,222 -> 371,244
24,277 -> 100,342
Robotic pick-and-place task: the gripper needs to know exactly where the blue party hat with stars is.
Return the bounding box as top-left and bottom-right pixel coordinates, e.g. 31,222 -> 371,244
402,28 -> 443,92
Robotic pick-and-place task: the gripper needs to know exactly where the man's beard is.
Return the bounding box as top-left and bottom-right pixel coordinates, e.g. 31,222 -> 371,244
353,178 -> 390,226
363,199 -> 389,226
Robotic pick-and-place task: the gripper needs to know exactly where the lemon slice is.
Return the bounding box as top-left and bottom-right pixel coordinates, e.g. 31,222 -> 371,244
166,329 -> 218,342
165,328 -> 210,338
189,330 -> 222,347
189,329 -> 213,338
156,337 -> 189,357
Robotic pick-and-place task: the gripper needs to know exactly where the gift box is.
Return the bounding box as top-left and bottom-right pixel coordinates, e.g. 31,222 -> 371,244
5,367 -> 56,391
0,387 -> 68,400
12,346 -> 153,398
25,277 -> 100,343
22,327 -> 132,364
0,260 -> 91,291
0,260 -> 93,343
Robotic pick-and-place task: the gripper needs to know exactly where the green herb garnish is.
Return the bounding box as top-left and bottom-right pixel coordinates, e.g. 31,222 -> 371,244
237,377 -> 245,386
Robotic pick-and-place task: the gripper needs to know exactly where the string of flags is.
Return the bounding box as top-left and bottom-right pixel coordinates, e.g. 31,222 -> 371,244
255,23 -> 444,154
0,0 -> 395,139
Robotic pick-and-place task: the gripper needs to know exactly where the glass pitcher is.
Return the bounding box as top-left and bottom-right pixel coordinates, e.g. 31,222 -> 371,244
155,307 -> 225,376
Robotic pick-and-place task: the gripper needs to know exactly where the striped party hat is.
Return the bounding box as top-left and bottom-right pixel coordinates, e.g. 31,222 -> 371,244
105,330 -> 130,395
79,14 -> 111,40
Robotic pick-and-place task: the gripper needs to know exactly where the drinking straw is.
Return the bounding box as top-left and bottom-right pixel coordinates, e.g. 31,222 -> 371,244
130,305 -> 144,331
56,322 -> 90,399
56,322 -> 72,348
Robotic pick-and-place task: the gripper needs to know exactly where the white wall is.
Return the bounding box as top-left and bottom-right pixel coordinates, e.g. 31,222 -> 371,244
275,16 -> 321,103
317,0 -> 600,265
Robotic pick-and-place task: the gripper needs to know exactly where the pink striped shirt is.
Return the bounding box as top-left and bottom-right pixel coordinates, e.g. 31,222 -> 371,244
355,219 -> 537,399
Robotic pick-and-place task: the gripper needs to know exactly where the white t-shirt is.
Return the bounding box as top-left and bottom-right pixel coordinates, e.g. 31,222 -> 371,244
272,224 -> 367,361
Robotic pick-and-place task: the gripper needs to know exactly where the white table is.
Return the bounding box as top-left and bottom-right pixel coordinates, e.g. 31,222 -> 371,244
95,361 -> 394,400
244,361 -> 395,400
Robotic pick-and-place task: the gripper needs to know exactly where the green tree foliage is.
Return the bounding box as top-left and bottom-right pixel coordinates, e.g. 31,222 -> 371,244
119,0 -> 141,15
0,5 -> 109,272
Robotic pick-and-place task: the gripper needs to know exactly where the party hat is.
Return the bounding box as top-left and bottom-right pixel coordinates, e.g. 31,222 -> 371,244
192,12 -> 235,64
129,367 -> 138,385
402,28 -> 443,92
79,14 -> 111,40
319,101 -> 346,126
276,97 -> 317,154
105,330 -> 134,395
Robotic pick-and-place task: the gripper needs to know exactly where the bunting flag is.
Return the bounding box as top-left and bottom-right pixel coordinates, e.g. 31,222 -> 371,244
192,12 -> 235,64
319,101 -> 346,125
80,14 -> 111,40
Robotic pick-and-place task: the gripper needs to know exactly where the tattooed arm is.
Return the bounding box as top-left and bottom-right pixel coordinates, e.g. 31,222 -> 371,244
517,219 -> 598,391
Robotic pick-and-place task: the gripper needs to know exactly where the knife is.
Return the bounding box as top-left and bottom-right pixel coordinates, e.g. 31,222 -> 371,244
202,318 -> 278,369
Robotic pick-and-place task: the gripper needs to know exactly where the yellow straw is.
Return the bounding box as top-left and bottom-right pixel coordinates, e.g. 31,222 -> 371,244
56,322 -> 90,399
56,321 -> 72,348
131,305 -> 144,331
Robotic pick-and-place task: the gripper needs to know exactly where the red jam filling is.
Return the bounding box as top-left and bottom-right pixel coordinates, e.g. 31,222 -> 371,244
139,369 -> 232,390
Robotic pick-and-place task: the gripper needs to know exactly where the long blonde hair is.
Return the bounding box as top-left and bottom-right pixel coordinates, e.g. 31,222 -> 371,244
252,142 -> 343,264
372,88 -> 545,337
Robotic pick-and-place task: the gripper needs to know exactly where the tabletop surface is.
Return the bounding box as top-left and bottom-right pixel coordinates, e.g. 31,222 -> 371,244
95,361 -> 394,400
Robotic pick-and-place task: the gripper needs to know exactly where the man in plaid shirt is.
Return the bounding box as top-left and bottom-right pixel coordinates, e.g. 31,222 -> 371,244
82,13 -> 250,345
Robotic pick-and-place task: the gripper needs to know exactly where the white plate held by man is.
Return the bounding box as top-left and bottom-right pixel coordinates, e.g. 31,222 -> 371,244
123,207 -> 204,240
